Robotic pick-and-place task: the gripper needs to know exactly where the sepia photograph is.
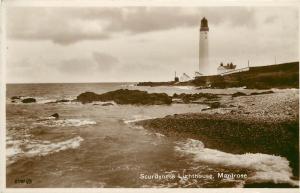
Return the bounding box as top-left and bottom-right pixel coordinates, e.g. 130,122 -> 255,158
3,0 -> 300,190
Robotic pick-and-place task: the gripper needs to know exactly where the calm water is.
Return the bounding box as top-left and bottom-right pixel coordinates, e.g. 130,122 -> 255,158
6,83 -> 296,188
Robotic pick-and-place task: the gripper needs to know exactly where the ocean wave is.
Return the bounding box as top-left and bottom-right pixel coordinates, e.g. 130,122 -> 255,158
7,139 -> 24,165
7,136 -> 84,165
175,138 -> 298,187
26,136 -> 83,157
34,118 -> 96,127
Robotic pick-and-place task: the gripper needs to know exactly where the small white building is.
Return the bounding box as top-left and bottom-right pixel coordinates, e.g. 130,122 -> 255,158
217,62 -> 236,75
194,71 -> 204,78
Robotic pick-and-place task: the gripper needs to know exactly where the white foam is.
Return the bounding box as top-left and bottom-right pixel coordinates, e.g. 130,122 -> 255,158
36,98 -> 57,104
25,136 -> 84,157
174,86 -> 196,90
124,115 -> 154,124
34,118 -> 96,127
6,139 -> 24,165
91,101 -> 116,106
175,138 -> 299,186
155,133 -> 165,138
6,136 -> 84,165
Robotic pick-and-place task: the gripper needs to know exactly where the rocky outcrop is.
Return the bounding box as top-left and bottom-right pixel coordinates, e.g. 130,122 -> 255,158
50,113 -> 59,119
21,98 -> 36,103
77,89 -> 172,105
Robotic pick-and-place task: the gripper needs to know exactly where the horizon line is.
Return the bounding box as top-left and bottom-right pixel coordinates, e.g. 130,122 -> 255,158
6,61 -> 299,84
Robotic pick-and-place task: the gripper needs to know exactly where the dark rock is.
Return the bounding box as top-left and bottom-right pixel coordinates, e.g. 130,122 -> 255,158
50,113 -> 59,119
11,96 -> 22,100
102,102 -> 114,106
209,102 -> 221,109
250,91 -> 274,95
76,92 -> 100,104
77,89 -> 172,105
232,92 -> 247,97
21,98 -> 36,103
46,99 -> 71,104
56,99 -> 70,103
201,107 -> 211,111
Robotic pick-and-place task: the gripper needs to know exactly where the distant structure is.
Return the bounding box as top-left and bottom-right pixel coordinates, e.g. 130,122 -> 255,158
199,17 -> 209,75
180,73 -> 192,82
217,62 -> 236,74
174,71 -> 179,82
217,62 -> 251,76
194,71 -> 203,78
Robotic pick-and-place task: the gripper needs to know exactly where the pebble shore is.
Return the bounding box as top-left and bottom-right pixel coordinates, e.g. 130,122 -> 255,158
137,89 -> 299,185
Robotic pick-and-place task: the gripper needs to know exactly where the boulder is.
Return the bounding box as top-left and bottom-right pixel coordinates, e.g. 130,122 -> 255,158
21,98 -> 36,103
50,113 -> 59,119
102,102 -> 114,106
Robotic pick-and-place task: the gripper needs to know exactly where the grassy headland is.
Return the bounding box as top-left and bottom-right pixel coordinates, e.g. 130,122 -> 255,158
137,62 -> 299,89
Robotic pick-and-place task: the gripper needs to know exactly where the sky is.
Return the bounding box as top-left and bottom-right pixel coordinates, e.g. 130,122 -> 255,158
6,6 -> 299,83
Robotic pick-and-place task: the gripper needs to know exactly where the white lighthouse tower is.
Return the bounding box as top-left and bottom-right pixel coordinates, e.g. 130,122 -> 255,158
199,17 -> 209,75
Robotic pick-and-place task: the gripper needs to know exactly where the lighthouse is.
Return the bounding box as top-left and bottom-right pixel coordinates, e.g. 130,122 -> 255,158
199,17 -> 209,75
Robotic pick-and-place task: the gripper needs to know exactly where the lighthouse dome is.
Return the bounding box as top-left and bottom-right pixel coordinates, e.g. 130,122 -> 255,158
201,17 -> 208,28
200,17 -> 209,31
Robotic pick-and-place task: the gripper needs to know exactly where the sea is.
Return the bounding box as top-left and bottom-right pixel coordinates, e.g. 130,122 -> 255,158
6,83 -> 297,188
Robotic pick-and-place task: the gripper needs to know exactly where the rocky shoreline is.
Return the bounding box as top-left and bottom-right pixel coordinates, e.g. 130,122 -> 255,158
136,89 -> 299,187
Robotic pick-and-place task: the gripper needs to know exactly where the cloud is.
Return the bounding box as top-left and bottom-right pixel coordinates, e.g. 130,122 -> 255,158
53,52 -> 119,75
7,7 -> 257,45
7,7 -> 111,45
57,58 -> 93,74
264,15 -> 278,24
93,52 -> 119,71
